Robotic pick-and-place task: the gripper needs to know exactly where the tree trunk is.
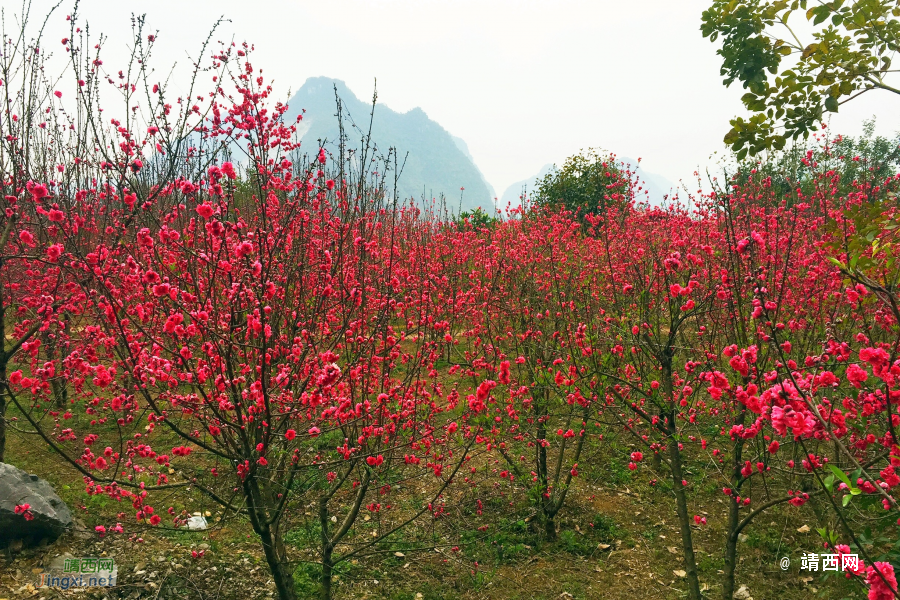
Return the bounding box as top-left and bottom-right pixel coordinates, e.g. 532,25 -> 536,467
544,511 -> 557,541
259,524 -> 296,600
43,328 -> 67,409
723,500 -> 739,600
668,429 -> 703,600
320,546 -> 334,600
659,352 -> 702,600
0,359 -> 7,463
723,409 -> 746,600
0,390 -> 6,463
536,388 -> 554,541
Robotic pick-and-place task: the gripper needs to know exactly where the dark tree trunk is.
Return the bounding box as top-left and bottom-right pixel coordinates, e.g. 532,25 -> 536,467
0,390 -> 6,463
667,426 -> 703,600
661,353 -> 702,600
260,524 -> 296,600
320,546 -> 333,600
723,408 -> 746,600
544,512 -> 557,541
536,388 -> 555,541
723,500 -> 740,600
42,327 -> 68,409
245,478 -> 296,600
0,358 -> 7,463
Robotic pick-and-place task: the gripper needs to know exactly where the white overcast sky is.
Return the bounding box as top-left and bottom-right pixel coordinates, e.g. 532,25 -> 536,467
13,0 -> 900,196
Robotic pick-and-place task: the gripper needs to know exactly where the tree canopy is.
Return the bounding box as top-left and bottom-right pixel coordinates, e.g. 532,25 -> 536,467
701,0 -> 900,159
532,148 -> 631,217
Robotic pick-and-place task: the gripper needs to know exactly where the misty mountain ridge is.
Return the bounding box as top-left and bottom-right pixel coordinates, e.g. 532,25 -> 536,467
283,77 -> 495,213
279,77 -> 677,214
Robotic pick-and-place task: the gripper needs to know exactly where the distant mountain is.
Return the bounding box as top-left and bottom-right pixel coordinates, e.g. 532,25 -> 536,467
499,164 -> 554,209
284,77 -> 494,213
450,135 -> 496,201
500,157 -> 677,209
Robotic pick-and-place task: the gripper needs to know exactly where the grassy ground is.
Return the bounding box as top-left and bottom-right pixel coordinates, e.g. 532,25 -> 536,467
1,426 -> 865,600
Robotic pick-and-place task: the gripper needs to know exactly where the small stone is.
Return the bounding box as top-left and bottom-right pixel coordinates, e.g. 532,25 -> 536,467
733,585 -> 752,600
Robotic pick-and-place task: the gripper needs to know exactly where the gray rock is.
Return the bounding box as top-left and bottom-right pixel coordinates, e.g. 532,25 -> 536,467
733,585 -> 753,600
0,462 -> 72,546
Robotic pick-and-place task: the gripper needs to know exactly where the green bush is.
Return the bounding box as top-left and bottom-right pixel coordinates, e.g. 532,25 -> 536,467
532,148 -> 630,217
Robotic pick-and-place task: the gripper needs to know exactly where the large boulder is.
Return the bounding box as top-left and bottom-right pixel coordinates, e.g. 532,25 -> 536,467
0,462 -> 72,546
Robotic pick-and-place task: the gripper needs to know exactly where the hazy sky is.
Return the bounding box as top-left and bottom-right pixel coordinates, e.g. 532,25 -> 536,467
15,0 -> 900,197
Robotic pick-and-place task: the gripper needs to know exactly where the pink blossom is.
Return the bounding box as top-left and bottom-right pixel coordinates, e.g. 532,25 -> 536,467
196,203 -> 214,218
867,562 -> 898,600
846,363 -> 869,388
221,162 -> 237,180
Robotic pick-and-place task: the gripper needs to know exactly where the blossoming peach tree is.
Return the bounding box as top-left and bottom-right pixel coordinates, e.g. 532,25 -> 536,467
2,7 -> 477,600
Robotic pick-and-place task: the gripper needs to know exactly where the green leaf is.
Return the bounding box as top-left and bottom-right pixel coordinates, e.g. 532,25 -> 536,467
829,464 -> 852,488
824,474 -> 835,493
843,494 -> 852,507
825,96 -> 839,112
